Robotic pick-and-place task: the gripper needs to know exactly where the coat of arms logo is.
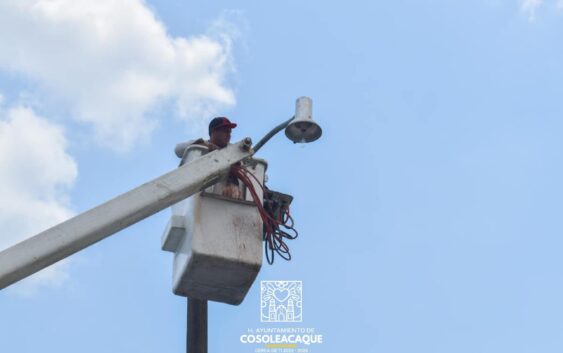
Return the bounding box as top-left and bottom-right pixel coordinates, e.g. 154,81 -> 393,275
260,281 -> 303,322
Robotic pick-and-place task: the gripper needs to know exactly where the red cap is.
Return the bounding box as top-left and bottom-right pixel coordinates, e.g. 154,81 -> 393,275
209,117 -> 237,133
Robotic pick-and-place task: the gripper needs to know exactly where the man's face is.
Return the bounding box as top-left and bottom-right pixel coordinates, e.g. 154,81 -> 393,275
210,126 -> 232,148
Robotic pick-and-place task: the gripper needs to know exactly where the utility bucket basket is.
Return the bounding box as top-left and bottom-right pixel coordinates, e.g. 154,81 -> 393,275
162,145 -> 267,305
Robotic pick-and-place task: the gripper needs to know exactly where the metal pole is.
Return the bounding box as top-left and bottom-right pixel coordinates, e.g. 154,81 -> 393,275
187,298 -> 208,353
252,117 -> 293,153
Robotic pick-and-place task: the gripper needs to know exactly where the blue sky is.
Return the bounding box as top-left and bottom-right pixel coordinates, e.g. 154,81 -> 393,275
2,0 -> 563,352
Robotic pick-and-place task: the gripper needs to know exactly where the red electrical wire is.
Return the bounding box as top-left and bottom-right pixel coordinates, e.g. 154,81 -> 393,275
231,164 -> 298,264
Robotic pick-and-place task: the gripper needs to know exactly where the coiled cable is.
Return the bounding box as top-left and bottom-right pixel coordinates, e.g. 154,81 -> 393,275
231,165 -> 298,264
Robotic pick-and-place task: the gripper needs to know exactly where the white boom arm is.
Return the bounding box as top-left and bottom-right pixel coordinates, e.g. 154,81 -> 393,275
0,139 -> 253,290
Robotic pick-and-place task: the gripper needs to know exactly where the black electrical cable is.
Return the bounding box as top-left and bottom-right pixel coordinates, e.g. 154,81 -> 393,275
231,165 -> 298,264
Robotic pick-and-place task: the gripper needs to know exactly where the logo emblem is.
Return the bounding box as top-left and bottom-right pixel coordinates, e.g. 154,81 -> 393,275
261,281 -> 302,322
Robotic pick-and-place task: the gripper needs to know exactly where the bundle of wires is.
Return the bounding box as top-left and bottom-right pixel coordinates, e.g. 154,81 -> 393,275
231,164 -> 298,264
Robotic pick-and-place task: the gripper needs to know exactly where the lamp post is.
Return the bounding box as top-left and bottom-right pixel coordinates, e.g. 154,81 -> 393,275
186,96 -> 322,353
253,96 -> 322,153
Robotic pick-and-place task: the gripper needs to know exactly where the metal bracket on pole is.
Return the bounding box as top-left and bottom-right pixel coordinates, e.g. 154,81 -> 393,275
0,139 -> 253,290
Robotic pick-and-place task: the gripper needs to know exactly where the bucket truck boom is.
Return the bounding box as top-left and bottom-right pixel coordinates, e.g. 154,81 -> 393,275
0,138 -> 253,290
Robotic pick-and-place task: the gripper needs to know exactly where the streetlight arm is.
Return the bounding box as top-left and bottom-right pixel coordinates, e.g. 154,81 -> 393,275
0,139 -> 253,290
252,117 -> 294,153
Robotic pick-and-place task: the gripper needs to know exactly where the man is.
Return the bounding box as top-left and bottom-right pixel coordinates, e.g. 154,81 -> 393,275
175,117 -> 241,199
201,116 -> 237,151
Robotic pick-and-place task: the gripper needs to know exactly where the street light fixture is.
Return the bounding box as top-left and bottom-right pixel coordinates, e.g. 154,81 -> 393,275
253,96 -> 322,152
285,96 -> 322,143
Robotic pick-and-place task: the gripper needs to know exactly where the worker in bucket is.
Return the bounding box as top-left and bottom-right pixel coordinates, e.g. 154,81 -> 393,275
175,117 -> 241,199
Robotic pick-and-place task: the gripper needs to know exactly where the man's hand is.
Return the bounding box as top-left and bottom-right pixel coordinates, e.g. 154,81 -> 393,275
192,139 -> 219,152
222,182 -> 241,199
204,141 -> 219,152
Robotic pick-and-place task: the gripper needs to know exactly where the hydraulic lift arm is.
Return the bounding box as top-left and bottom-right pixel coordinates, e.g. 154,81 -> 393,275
0,138 -> 253,290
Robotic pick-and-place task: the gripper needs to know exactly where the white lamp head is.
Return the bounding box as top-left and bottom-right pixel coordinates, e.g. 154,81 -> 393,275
285,97 -> 322,143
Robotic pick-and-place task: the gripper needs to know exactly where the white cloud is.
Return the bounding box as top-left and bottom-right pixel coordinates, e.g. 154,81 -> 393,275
521,0 -> 543,20
0,101 -> 77,296
0,0 -> 237,151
